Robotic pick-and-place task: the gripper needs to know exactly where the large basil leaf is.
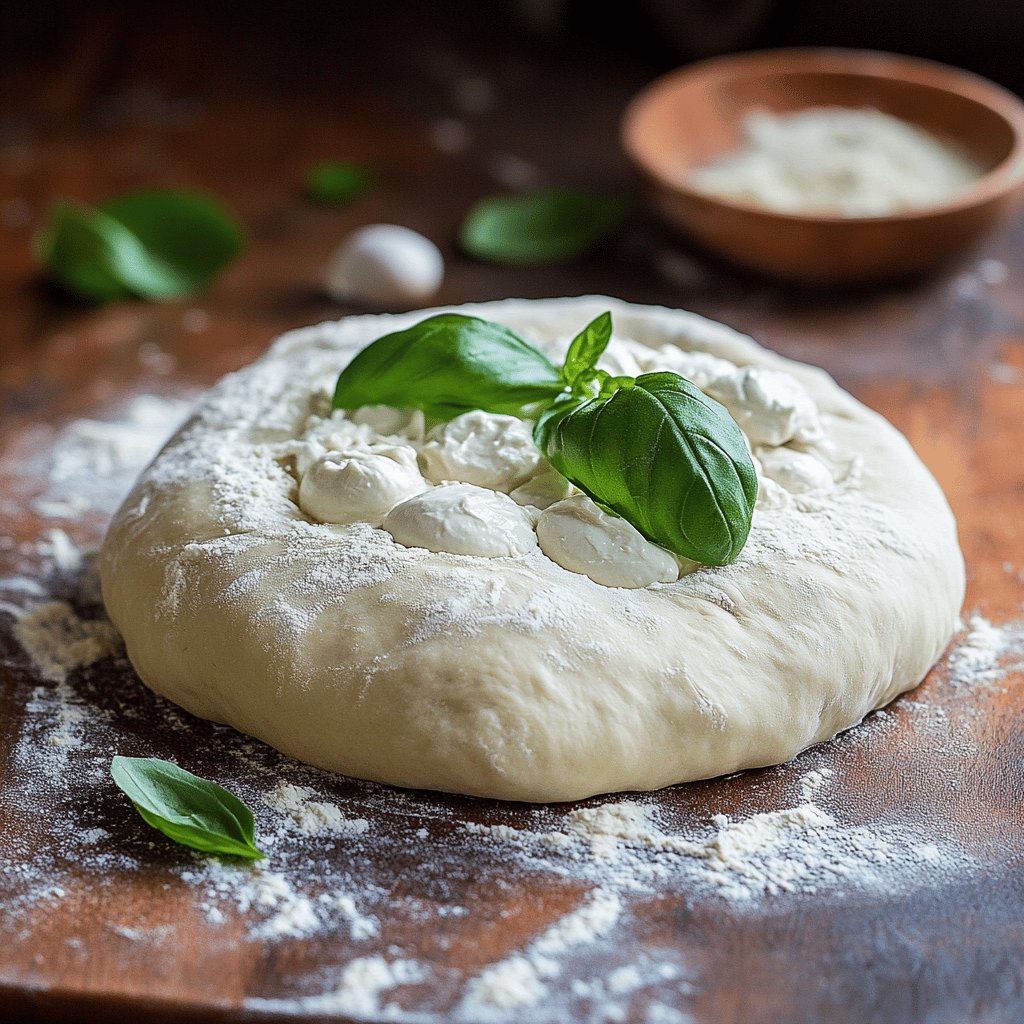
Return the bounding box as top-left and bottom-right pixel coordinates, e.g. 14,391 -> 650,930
332,313 -> 566,419
111,756 -> 264,860
535,372 -> 757,565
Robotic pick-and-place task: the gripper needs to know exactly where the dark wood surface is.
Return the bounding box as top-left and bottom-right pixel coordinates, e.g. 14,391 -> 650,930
2,6 -> 1024,1023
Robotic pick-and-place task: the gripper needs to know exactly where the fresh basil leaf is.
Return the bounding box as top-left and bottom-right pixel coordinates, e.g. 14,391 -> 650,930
111,755 -> 264,860
459,187 -> 631,266
37,191 -> 243,302
333,313 -> 566,419
305,161 -> 373,205
535,372 -> 757,565
562,311 -> 612,391
100,190 -> 244,298
35,202 -> 141,302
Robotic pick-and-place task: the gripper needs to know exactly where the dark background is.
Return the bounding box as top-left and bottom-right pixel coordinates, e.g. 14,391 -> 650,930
5,0 -> 1024,91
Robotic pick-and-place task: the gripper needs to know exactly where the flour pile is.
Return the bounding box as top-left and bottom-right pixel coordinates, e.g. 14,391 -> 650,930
691,107 -> 980,217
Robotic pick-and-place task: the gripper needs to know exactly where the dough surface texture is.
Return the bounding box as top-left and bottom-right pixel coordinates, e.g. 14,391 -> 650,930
100,297 -> 965,802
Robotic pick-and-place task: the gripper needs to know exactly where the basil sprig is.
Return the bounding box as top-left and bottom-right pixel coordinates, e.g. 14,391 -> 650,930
332,311 -> 757,565
37,190 -> 243,303
561,311 -> 612,392
111,756 -> 264,860
333,313 -> 565,419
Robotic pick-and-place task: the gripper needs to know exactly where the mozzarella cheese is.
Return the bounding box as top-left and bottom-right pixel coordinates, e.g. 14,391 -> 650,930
757,446 -> 834,494
299,446 -> 427,526
707,367 -> 822,447
419,411 -> 540,491
536,494 -> 687,589
383,483 -> 538,557
325,224 -> 444,307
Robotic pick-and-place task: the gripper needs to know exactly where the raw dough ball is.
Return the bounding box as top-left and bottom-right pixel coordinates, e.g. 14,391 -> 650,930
325,224 -> 444,307
536,494 -> 685,589
100,296 -> 965,802
383,483 -> 537,557
419,411 -> 540,491
299,447 -> 427,526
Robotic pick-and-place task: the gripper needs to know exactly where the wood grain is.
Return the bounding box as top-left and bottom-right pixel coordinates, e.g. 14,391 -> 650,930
2,6 -> 1023,1023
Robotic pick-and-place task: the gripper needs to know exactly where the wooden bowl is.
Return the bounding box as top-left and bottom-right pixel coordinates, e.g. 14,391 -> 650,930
621,49 -> 1024,284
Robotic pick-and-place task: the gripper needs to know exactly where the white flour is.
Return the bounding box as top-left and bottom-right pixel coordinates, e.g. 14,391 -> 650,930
947,612 -> 1022,687
264,781 -> 370,837
11,600 -> 121,685
691,107 -> 980,217
465,780 -> 962,904
0,392 -> 1020,1023
248,956 -> 425,1017
460,889 -> 622,1015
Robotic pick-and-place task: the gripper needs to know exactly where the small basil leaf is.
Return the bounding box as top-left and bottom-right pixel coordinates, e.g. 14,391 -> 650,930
305,161 -> 373,205
535,372 -> 757,565
35,202 -> 139,302
459,187 -> 631,266
332,313 -> 566,419
100,190 -> 244,298
111,755 -> 264,860
562,311 -> 612,391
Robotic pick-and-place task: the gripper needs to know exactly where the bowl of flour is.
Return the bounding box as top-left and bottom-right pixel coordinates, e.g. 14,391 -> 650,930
622,48 -> 1024,283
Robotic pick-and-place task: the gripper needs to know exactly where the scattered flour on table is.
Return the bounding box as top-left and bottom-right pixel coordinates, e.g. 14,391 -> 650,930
249,956 -> 425,1017
2,392 -> 1023,1021
947,612 -> 1024,687
460,889 -> 622,1015
264,781 -> 370,838
48,394 -> 192,485
37,529 -> 83,574
464,764 -> 953,903
0,393 -> 192,530
10,600 -> 121,685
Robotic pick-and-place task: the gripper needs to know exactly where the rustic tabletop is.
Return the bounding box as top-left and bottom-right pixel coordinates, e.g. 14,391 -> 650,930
2,6 -> 1023,1024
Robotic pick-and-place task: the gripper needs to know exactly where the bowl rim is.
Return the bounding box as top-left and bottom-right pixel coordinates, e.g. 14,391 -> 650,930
621,46 -> 1024,226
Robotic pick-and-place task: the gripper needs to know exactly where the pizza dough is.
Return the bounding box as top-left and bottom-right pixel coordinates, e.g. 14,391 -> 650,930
100,297 -> 965,802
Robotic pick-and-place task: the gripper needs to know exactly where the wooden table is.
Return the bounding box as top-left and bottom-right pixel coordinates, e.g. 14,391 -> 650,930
2,7 -> 1023,1023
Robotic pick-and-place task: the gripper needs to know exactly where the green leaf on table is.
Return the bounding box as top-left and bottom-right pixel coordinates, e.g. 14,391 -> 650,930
37,190 -> 244,303
459,187 -> 631,266
111,755 -> 264,860
305,161 -> 373,205
35,202 -> 141,302
100,190 -> 244,298
332,312 -> 565,419
561,311 -> 613,391
534,372 -> 758,565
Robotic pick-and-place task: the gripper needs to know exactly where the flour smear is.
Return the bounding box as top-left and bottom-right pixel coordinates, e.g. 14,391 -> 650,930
0,393 -> 1020,1022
